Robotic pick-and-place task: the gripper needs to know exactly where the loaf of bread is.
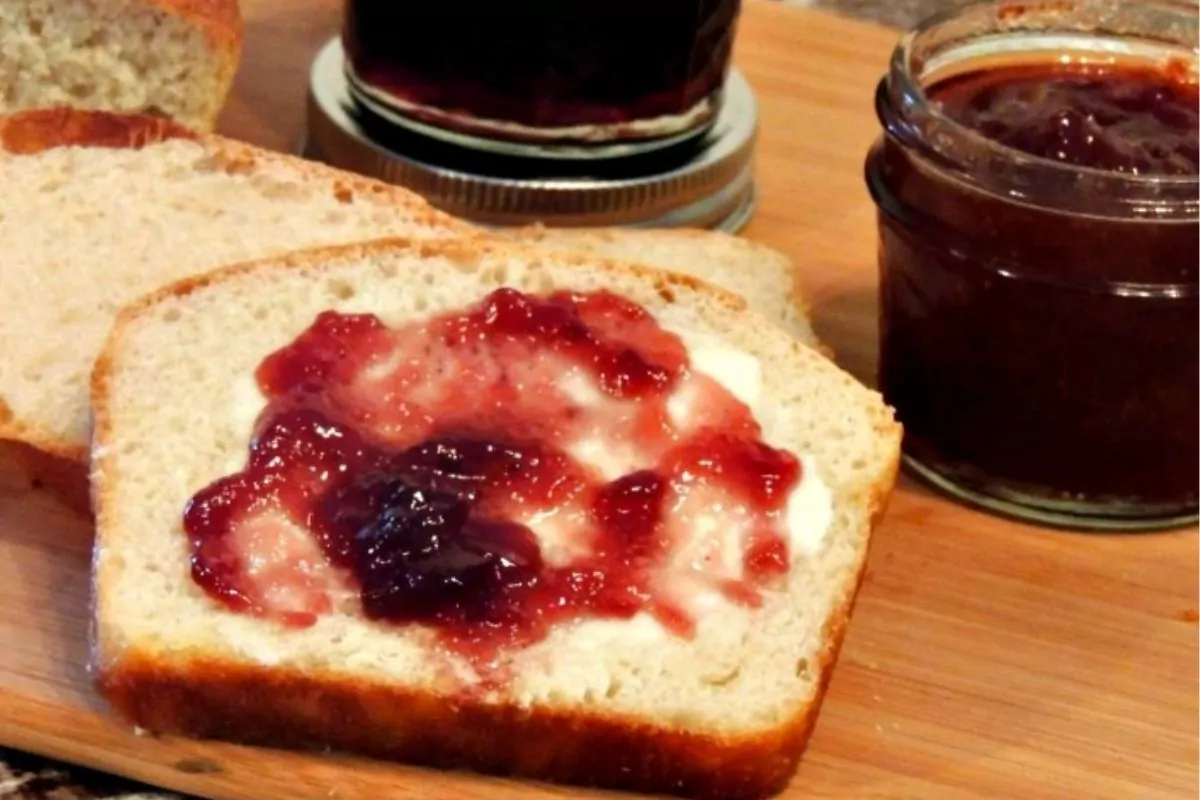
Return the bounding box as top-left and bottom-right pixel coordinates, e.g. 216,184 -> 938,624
0,0 -> 241,131
91,237 -> 900,799
500,225 -> 817,345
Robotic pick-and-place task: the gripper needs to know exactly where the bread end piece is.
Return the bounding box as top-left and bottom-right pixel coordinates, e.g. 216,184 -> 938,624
0,0 -> 242,132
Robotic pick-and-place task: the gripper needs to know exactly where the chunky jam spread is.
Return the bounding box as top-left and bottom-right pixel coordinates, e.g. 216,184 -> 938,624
343,0 -> 739,133
934,64 -> 1198,175
184,289 -> 801,656
869,60 -> 1199,519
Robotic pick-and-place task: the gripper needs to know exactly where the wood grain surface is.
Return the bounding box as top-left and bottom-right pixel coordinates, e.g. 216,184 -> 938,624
0,2 -> 1196,799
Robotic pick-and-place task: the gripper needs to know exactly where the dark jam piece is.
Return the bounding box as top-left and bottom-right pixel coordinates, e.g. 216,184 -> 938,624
868,60 -> 1199,516
185,288 -> 801,659
340,478 -> 545,624
343,0 -> 740,131
934,63 -> 1199,175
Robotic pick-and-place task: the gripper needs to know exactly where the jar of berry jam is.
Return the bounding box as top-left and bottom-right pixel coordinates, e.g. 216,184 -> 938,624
865,0 -> 1199,530
342,0 -> 741,147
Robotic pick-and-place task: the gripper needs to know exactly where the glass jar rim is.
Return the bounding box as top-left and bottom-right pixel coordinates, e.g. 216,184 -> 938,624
884,0 -> 1200,210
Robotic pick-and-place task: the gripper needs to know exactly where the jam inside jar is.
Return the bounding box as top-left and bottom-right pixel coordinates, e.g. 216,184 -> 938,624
342,0 -> 741,144
865,0 -> 1199,530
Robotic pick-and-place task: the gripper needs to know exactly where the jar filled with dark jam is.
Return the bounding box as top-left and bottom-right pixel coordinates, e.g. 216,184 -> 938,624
865,0 -> 1199,530
342,0 -> 742,144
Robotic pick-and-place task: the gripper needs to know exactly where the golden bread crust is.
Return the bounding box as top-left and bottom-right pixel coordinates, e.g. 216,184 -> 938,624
96,650 -> 812,800
143,0 -> 243,130
146,0 -> 242,51
0,108 -> 197,154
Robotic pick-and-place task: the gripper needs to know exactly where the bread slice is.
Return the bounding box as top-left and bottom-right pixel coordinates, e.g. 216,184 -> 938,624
0,0 -> 241,131
0,108 -> 472,471
91,238 -> 900,799
498,225 -> 817,346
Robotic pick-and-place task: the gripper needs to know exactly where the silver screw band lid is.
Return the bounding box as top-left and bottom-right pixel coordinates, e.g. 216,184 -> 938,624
304,38 -> 760,231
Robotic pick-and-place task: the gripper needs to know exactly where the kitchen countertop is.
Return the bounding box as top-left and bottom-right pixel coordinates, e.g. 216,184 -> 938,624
0,0 -> 1029,798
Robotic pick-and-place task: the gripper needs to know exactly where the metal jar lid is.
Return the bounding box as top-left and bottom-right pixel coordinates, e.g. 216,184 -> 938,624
303,38 -> 760,231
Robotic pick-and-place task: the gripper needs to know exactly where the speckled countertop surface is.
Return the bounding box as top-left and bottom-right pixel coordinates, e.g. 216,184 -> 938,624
0,1 -> 964,798
0,749 -> 177,800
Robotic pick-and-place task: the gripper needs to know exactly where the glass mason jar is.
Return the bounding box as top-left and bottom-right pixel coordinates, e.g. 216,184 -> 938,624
342,0 -> 742,145
864,0 -> 1199,530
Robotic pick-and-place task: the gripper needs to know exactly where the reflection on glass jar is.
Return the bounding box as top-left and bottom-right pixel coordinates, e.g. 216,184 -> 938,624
342,0 -> 742,144
865,0 -> 1199,530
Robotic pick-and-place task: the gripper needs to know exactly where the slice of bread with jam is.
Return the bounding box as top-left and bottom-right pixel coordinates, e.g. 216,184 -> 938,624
91,237 -> 900,799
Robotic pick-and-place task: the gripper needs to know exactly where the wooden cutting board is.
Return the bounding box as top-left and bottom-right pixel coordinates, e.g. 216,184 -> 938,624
1,2 -> 1196,798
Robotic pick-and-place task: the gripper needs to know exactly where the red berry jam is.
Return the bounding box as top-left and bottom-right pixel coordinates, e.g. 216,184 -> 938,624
342,0 -> 740,137
185,289 -> 802,659
868,48 -> 1199,527
933,63 -> 1199,176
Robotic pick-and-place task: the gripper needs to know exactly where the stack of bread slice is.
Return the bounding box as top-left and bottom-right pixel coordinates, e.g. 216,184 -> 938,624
0,107 -> 899,799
